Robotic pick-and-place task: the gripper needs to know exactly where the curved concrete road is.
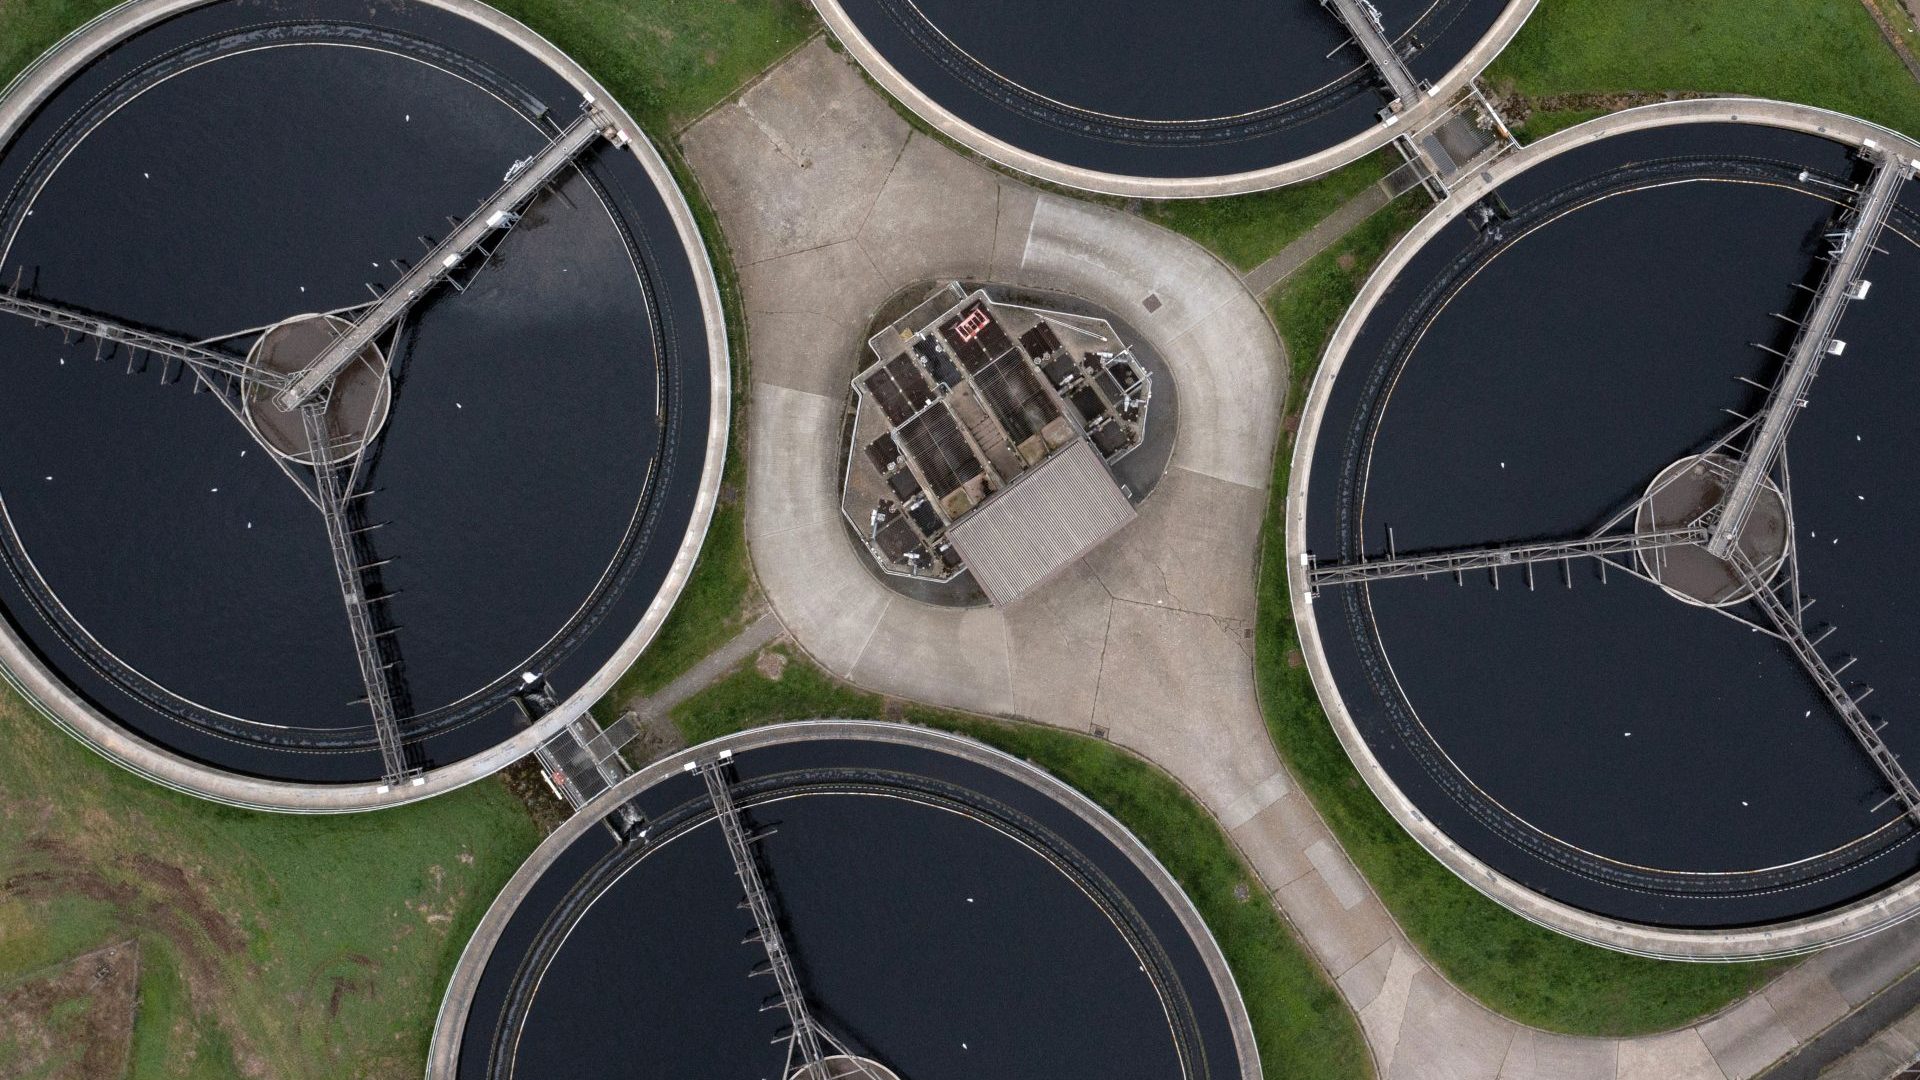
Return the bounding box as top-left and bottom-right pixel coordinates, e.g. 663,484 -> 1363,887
683,40 -> 1920,1080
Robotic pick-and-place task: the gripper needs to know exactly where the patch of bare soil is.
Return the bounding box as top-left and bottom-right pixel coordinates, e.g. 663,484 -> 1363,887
2,837 -> 263,1072
625,709 -> 687,766
496,761 -> 571,835
0,940 -> 139,1080
1486,88 -> 1715,130
754,647 -> 789,682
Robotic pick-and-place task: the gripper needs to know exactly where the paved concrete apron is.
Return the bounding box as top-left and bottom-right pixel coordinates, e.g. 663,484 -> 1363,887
682,39 -> 1920,1080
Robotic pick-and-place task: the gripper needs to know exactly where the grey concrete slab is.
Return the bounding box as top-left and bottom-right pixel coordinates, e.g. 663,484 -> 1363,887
1084,466 -> 1265,622
1701,995 -> 1802,1080
743,309 -> 864,399
743,384 -> 842,540
858,133 -> 1000,285
1341,939 -> 1400,1013
1307,838 -> 1373,911
1279,869 -> 1397,980
680,40 -> 909,264
1092,602 -> 1279,820
1158,295 -> 1288,491
1020,193 -> 1223,341
750,519 -> 891,675
1813,917 -> 1920,1006
740,239 -> 891,332
1890,1003 -> 1920,1051
988,181 -> 1040,284
1002,560 -> 1112,728
1356,941 -> 1427,1073
1388,969 -> 1516,1080
1230,790 -> 1327,891
1219,768 -> 1293,831
847,600 -> 1015,718
1820,1040 -> 1910,1080
1496,1028 -> 1616,1080
1762,967 -> 1853,1043
1618,1030 -> 1729,1080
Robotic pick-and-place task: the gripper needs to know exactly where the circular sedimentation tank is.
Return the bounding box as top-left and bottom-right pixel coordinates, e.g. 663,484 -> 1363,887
0,0 -> 727,809
1291,100 -> 1920,956
429,721 -> 1257,1080
812,0 -> 1536,195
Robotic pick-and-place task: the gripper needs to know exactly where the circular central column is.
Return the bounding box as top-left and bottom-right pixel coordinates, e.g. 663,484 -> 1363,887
240,313 -> 391,465
1633,453 -> 1790,606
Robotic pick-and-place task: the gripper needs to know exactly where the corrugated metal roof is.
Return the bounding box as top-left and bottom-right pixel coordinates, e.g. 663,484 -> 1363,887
946,440 -> 1135,605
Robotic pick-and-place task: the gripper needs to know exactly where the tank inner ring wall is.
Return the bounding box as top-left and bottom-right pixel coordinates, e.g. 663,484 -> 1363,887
1286,98 -> 1920,960
0,0 -> 731,812
425,720 -> 1263,1080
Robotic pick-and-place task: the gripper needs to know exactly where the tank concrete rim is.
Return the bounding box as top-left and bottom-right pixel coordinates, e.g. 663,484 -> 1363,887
0,0 -> 731,812
423,719 -> 1261,1080
808,0 -> 1538,199
1286,97 -> 1920,959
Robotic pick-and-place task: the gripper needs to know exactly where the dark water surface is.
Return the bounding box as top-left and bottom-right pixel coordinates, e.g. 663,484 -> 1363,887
459,739 -> 1246,1080
0,0 -> 712,781
1307,123 -> 1920,926
835,0 -> 1510,177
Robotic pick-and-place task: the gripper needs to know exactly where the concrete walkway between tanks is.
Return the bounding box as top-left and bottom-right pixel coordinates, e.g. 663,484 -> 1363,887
1243,181 -> 1395,296
681,40 -> 1920,1080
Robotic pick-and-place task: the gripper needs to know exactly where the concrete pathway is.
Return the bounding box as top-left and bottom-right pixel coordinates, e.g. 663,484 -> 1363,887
1243,182 -> 1394,296
681,40 -> 1920,1080
621,610 -> 782,720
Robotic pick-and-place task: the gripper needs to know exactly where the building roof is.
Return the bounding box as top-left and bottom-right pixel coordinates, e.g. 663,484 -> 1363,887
946,440 -> 1135,605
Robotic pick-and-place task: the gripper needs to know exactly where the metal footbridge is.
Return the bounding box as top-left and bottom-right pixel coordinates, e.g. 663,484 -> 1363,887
1707,147 -> 1915,557
1306,526 -> 1707,589
696,754 -> 895,1080
1731,551 -> 1920,826
274,102 -> 622,411
698,753 -> 831,1074
301,399 -> 413,783
0,290 -> 291,391
1322,0 -> 1424,115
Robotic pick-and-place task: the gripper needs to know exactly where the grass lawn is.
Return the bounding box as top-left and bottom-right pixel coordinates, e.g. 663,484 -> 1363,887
0,0 -> 118,87
0,691 -> 544,1077
1141,152 -> 1397,272
672,649 -> 1373,1080
490,0 -> 816,131
1487,0 -> 1920,138
1256,196 -> 1789,1037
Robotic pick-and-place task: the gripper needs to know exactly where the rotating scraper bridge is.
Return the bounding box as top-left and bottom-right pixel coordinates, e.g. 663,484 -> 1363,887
0,100 -> 624,786
1306,142 -> 1920,825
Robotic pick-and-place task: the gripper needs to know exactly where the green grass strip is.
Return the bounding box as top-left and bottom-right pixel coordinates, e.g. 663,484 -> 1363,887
1141,152 -> 1395,272
1488,0 -> 1920,137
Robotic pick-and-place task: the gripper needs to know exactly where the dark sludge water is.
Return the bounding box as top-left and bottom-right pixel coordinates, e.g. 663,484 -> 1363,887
830,0 -> 1511,177
459,740 -> 1246,1080
0,0 -> 712,782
